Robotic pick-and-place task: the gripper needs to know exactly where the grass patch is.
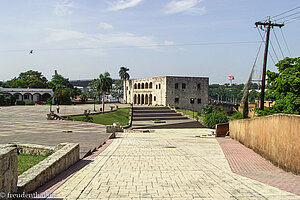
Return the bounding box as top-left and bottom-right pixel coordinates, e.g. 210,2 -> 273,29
18,154 -> 48,176
177,109 -> 204,121
73,108 -> 130,126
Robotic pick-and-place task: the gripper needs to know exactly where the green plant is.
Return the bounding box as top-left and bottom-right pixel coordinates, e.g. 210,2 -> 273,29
16,101 -> 25,105
231,112 -> 244,120
82,110 -> 93,122
25,100 -> 35,105
203,111 -> 228,129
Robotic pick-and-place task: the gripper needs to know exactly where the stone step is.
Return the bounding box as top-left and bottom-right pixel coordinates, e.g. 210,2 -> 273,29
133,113 -> 182,117
132,116 -> 189,121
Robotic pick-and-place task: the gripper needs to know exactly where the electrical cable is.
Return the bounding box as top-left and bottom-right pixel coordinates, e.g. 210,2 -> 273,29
269,39 -> 280,62
256,28 -> 276,65
0,41 -> 262,53
284,15 -> 300,24
271,6 -> 300,19
272,28 -> 285,58
280,28 -> 292,56
274,11 -> 300,21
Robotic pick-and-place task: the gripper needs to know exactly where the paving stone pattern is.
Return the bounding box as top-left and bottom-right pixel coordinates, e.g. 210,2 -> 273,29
0,104 -> 125,158
53,129 -> 299,199
217,138 -> 300,196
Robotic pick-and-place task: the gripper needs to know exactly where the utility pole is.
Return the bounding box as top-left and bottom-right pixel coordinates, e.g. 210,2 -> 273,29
255,18 -> 284,110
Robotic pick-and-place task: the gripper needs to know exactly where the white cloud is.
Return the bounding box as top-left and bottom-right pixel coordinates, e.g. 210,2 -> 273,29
54,0 -> 75,16
45,29 -> 158,51
99,22 -> 114,30
165,0 -> 206,15
163,40 -> 174,45
108,0 -> 143,11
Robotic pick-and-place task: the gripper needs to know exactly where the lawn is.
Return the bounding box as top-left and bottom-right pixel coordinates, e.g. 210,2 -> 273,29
18,154 -> 48,175
177,109 -> 204,121
73,108 -> 130,126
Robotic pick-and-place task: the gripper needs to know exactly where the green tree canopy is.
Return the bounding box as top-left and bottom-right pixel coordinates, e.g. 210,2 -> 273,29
6,70 -> 48,88
264,57 -> 300,115
48,73 -> 81,105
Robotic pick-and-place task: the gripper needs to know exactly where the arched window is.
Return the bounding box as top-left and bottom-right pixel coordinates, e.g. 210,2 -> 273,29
134,83 -> 137,89
149,82 -> 152,89
138,83 -> 141,89
142,83 -> 144,89
145,83 -> 148,89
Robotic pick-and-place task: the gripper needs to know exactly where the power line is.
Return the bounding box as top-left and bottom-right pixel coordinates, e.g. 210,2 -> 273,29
275,11 -> 300,21
284,15 -> 300,23
0,41 -> 262,53
269,39 -> 280,62
280,28 -> 291,56
271,6 -> 300,19
272,28 -> 285,58
256,27 -> 276,65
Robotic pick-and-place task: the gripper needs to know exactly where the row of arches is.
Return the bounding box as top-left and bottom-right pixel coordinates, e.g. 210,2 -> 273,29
4,92 -> 52,103
134,82 -> 153,89
133,94 -> 153,105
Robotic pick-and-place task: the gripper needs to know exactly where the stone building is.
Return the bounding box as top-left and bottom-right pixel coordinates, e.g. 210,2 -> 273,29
125,76 -> 209,111
0,88 -> 54,104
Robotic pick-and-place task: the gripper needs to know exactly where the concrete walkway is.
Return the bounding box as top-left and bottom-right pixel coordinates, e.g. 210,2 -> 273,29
52,129 -> 299,199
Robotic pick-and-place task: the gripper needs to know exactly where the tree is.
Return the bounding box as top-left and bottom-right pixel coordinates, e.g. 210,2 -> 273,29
48,73 -> 81,105
96,72 -> 113,112
119,67 -> 130,104
7,70 -> 48,88
263,57 -> 300,115
111,80 -> 123,102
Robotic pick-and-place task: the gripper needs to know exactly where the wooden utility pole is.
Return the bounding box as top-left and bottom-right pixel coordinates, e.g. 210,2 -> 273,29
255,19 -> 284,110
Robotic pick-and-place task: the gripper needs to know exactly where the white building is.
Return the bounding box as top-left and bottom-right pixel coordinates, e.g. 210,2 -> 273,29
0,88 -> 54,104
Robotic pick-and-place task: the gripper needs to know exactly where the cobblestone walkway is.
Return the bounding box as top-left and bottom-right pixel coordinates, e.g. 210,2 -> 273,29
53,129 -> 299,199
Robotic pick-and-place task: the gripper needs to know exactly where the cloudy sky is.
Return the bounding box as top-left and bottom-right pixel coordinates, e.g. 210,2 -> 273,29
0,0 -> 299,83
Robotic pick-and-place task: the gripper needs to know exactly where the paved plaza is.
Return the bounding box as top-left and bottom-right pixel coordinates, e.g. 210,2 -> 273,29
0,104 -> 126,158
52,129 -> 299,200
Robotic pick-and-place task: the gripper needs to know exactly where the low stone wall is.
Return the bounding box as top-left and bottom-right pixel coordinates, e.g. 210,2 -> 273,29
16,144 -> 56,156
17,143 -> 79,193
0,147 -> 18,198
229,114 -> 300,174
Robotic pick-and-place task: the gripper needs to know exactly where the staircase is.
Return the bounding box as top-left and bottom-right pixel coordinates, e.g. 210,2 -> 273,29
131,106 -> 205,129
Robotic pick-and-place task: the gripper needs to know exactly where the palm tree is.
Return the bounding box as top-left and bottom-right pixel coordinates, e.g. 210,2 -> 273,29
97,72 -> 113,112
119,67 -> 130,104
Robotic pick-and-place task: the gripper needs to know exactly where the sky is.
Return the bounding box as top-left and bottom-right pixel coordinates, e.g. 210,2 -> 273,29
0,0 -> 299,84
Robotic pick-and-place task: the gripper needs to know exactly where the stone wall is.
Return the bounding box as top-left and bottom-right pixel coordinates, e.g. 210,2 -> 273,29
17,143 -> 79,193
0,147 -> 18,198
166,76 -> 209,112
125,76 -> 209,111
230,114 -> 300,174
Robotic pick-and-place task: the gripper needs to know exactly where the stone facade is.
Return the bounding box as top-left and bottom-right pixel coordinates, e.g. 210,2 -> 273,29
125,76 -> 209,112
0,147 -> 18,198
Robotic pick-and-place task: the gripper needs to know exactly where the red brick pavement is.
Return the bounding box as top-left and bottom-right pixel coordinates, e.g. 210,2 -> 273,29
217,137 -> 300,196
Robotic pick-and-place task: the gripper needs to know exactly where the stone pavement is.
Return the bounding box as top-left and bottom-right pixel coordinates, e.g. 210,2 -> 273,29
0,104 -> 126,158
53,129 -> 299,199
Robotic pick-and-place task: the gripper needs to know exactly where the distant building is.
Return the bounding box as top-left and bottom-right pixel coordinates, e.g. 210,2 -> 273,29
239,100 -> 275,118
125,76 -> 209,112
0,88 -> 54,104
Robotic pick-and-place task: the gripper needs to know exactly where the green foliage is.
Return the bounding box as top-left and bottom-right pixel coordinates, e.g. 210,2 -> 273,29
255,107 -> 277,117
82,110 -> 93,122
16,101 -> 25,105
264,57 -> 300,115
49,73 -> 81,105
119,67 -> 130,81
6,70 -> 48,88
0,91 -> 14,106
111,80 -> 123,102
203,110 -> 228,129
73,108 -> 130,126
25,100 -> 35,105
231,112 -> 244,120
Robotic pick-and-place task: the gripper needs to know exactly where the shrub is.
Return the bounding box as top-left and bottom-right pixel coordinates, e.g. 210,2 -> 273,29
25,100 -> 35,105
82,110 -> 93,122
203,111 -> 228,129
16,101 -> 25,105
231,112 -> 244,120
